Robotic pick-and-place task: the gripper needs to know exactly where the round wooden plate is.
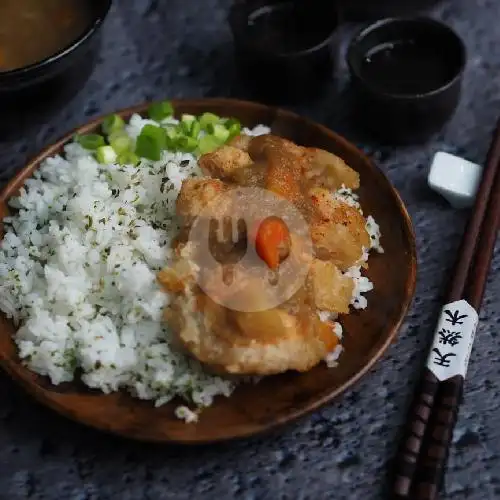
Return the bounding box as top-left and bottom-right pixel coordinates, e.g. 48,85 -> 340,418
0,98 -> 417,444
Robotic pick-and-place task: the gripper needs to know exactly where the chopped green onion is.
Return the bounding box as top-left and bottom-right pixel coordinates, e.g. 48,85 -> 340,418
96,146 -> 117,164
102,114 -> 125,135
117,152 -> 140,166
207,123 -> 230,143
198,135 -> 221,155
76,134 -> 105,150
179,115 -> 197,136
177,135 -> 198,152
164,125 -> 180,150
109,131 -> 133,154
225,118 -> 241,138
181,114 -> 196,126
199,112 -> 220,131
190,120 -> 201,138
135,124 -> 167,161
165,125 -> 179,139
148,100 -> 174,122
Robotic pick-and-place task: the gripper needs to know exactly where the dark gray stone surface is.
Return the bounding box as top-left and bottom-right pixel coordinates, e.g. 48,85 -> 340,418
1,0 -> 500,498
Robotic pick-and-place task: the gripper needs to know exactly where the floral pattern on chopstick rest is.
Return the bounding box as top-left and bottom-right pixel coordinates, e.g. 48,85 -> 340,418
426,299 -> 479,381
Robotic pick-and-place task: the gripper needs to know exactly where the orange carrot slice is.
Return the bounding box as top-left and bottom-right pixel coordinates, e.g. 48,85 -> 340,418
254,217 -> 290,269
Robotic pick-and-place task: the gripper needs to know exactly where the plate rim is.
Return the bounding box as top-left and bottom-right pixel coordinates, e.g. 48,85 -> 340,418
0,97 -> 417,444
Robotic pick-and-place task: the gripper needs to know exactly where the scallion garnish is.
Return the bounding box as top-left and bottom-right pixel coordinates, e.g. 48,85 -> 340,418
199,112 -> 220,131
164,126 -> 180,150
148,100 -> 174,121
198,135 -> 221,155
117,152 -> 140,166
177,136 -> 198,153
190,120 -> 201,139
77,134 -> 105,150
208,123 -> 230,143
109,131 -> 133,154
135,124 -> 167,161
96,145 -> 117,164
102,114 -> 125,135
180,114 -> 196,135
78,104 -> 242,165
225,118 -> 241,138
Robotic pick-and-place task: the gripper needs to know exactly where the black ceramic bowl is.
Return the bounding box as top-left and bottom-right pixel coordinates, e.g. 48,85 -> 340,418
0,0 -> 112,137
347,17 -> 466,144
228,0 -> 340,103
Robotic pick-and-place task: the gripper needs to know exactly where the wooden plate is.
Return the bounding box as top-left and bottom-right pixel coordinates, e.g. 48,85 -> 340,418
0,98 -> 417,444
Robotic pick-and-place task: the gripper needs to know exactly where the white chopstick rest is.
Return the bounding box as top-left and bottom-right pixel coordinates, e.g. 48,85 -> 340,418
426,299 -> 479,381
428,151 -> 483,209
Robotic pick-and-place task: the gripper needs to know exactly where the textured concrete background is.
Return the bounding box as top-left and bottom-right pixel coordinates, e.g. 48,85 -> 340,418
1,0 -> 500,498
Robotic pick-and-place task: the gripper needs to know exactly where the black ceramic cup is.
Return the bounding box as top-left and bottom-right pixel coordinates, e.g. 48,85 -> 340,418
228,0 -> 340,103
347,17 -> 466,144
0,0 -> 112,139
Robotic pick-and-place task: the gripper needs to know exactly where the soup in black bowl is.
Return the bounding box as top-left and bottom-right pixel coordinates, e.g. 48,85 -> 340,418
0,0 -> 93,72
0,0 -> 111,139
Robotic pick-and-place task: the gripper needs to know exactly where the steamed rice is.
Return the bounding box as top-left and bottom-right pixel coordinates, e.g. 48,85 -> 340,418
0,114 -> 382,418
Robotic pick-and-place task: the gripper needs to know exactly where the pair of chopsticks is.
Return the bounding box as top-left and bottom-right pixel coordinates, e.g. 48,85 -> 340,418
392,119 -> 500,500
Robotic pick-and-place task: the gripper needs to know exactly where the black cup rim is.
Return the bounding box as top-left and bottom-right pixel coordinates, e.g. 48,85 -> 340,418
346,17 -> 467,100
0,0 -> 112,80
228,1 -> 339,59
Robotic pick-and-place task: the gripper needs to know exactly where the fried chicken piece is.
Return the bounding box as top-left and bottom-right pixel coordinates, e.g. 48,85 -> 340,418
159,135 -> 371,377
157,242 -> 199,293
309,259 -> 354,313
309,188 -> 370,270
160,256 -> 338,376
228,161 -> 267,187
198,145 -> 253,179
165,284 -> 339,376
228,133 -> 252,151
175,178 -> 230,221
222,134 -> 310,204
249,135 -> 308,206
265,149 -> 304,203
303,148 -> 360,190
247,134 -> 304,161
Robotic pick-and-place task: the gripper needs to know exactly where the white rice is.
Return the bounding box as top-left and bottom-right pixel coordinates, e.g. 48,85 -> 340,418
174,405 -> 199,423
333,186 -> 361,209
325,344 -> 344,368
331,187 -> 383,311
366,215 -> 384,254
0,114 -> 382,420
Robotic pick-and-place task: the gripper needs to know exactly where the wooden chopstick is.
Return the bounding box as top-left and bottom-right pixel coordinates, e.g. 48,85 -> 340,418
410,175 -> 500,499
409,146 -> 500,499
392,119 -> 500,499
